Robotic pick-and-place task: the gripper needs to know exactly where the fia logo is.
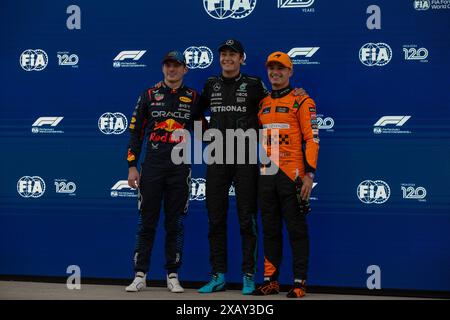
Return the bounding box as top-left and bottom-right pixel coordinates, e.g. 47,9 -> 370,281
20,49 -> 48,71
414,0 -> 430,10
17,176 -> 46,198
184,46 -> 213,69
98,112 -> 128,135
357,180 -> 390,204
190,178 -> 206,201
203,0 -> 257,20
359,43 -> 392,67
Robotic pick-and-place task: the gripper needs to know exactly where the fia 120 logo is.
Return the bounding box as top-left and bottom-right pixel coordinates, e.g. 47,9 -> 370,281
57,52 -> 79,67
403,45 -> 428,62
401,184 -> 427,201
55,179 -> 77,196
317,115 -> 334,131
278,0 -> 315,12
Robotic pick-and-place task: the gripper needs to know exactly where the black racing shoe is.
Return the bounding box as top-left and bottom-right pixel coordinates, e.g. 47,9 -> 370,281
286,281 -> 306,298
252,280 -> 280,296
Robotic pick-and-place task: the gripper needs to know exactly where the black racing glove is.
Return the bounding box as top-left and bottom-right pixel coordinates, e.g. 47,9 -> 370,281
295,177 -> 312,215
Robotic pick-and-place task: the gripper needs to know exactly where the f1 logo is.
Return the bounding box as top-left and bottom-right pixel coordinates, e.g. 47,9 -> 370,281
113,51 -> 146,61
32,117 -> 64,127
374,116 -> 411,127
287,47 -> 319,58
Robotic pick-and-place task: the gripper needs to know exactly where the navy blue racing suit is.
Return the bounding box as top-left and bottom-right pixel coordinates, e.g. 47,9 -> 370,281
127,82 -> 200,274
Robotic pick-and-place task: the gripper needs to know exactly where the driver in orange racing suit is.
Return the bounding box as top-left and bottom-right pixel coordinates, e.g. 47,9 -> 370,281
253,51 -> 319,298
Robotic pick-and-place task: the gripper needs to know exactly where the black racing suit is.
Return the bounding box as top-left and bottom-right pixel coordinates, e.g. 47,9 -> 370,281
127,83 -> 199,274
199,73 -> 269,274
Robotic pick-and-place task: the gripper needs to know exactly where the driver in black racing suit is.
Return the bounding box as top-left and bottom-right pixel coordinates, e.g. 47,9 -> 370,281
198,39 -> 269,295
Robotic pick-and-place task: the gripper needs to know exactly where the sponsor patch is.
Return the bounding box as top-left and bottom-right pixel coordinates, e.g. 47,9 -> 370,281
179,103 -> 191,109
127,150 -> 135,161
154,93 -> 164,101
180,96 -> 192,103
276,106 -> 289,113
262,123 -> 290,129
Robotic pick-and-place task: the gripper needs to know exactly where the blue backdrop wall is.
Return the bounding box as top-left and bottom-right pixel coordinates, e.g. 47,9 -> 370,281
1,0 -> 450,292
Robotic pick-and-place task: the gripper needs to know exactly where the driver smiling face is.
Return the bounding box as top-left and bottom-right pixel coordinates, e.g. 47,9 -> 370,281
266,62 -> 293,90
220,49 -> 244,78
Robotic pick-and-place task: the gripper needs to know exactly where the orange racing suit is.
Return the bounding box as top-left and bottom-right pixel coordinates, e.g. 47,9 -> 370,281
257,85 -> 319,281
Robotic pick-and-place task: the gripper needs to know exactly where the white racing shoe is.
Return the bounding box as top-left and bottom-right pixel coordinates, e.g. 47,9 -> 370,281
167,273 -> 184,293
126,273 -> 146,292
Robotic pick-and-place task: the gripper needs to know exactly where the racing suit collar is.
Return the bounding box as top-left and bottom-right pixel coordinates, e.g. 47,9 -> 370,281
271,85 -> 293,99
219,73 -> 242,83
162,80 -> 185,93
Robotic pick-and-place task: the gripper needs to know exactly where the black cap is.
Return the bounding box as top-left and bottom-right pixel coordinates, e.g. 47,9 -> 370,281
162,50 -> 186,65
218,39 -> 244,55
